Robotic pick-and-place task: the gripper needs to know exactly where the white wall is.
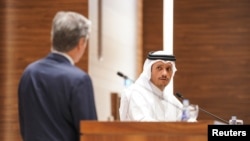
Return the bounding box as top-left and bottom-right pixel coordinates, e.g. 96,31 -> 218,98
89,0 -> 138,120
163,0 -> 174,95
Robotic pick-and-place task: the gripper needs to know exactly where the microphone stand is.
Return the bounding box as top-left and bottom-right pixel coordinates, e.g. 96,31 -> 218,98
175,93 -> 229,124
198,107 -> 229,124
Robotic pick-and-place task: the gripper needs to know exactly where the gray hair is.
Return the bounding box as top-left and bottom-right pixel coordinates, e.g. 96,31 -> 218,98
51,11 -> 91,52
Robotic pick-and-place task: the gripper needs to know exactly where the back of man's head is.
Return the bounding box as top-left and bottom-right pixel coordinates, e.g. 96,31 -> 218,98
51,11 -> 91,52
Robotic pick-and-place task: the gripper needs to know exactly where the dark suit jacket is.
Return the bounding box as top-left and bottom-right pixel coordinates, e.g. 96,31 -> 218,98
18,53 -> 97,141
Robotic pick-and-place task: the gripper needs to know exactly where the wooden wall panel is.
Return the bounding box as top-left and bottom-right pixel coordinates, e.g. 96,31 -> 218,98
174,0 -> 250,123
0,1 -> 7,140
0,0 -> 88,141
142,0 -> 163,65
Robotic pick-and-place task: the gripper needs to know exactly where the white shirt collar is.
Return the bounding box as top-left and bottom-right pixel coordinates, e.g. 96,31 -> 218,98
51,48 -> 74,65
149,82 -> 164,99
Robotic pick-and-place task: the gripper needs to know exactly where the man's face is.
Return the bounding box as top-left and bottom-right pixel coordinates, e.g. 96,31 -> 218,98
150,61 -> 174,91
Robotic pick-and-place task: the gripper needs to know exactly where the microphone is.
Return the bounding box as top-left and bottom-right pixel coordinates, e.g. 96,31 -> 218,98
117,71 -> 128,79
175,93 -> 184,100
117,71 -> 134,87
175,92 -> 229,124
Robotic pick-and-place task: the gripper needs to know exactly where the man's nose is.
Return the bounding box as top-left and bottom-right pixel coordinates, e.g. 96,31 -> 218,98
163,70 -> 171,79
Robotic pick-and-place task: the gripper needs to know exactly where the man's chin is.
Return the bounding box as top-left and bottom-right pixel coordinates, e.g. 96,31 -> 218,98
162,82 -> 169,87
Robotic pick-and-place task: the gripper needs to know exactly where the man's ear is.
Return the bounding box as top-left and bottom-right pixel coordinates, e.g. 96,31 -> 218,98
77,37 -> 86,50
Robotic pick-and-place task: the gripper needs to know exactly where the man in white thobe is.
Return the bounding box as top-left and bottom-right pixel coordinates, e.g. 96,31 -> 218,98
119,50 -> 183,121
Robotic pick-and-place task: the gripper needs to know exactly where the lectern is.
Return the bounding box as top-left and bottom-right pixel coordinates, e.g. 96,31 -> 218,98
80,120 -> 214,141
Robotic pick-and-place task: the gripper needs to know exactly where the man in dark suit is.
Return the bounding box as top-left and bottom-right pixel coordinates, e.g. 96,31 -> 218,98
18,11 -> 97,141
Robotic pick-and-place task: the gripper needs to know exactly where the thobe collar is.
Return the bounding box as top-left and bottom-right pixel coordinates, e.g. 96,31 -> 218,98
149,82 -> 164,99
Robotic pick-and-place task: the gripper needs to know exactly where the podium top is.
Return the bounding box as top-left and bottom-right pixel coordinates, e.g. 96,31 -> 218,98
80,120 -> 214,135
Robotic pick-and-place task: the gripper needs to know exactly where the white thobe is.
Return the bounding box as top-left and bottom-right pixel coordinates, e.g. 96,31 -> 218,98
119,81 -> 183,121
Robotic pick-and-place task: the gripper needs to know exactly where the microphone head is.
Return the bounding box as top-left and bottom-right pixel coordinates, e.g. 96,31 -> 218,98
175,92 -> 184,99
117,72 -> 124,77
117,71 -> 127,79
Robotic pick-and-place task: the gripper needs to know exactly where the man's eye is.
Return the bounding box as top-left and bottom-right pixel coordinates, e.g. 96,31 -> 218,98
157,67 -> 162,70
166,67 -> 172,71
